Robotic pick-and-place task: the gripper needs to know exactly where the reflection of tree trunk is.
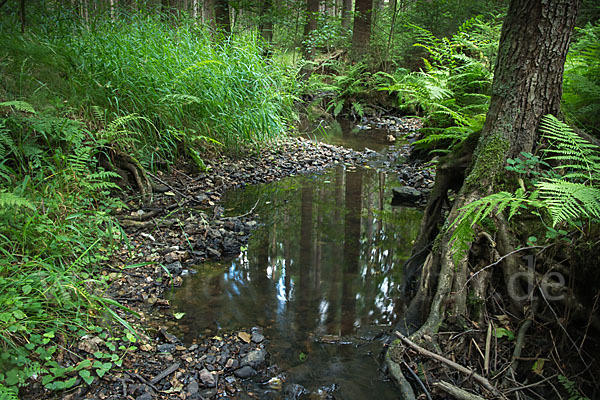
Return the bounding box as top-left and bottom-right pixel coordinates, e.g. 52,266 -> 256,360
297,184 -> 314,333
341,169 -> 363,334
284,212 -> 292,301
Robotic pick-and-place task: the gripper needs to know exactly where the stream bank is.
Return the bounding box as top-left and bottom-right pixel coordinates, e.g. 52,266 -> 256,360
26,117 -> 432,400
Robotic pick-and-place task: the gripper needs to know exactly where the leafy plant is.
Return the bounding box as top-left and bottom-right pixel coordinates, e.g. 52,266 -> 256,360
0,102 -> 139,394
449,115 -> 600,262
563,21 -> 600,137
379,17 -> 497,153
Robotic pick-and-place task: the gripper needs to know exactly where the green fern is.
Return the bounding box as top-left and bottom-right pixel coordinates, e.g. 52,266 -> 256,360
450,189 -> 540,263
538,180 -> 600,226
449,115 -> 600,261
539,115 -> 600,182
0,101 -> 36,114
0,383 -> 19,400
0,192 -> 35,211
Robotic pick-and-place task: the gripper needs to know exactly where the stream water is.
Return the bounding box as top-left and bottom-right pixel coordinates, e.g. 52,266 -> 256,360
168,119 -> 423,398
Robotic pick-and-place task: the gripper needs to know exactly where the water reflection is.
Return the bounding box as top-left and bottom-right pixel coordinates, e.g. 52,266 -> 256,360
170,165 -> 422,398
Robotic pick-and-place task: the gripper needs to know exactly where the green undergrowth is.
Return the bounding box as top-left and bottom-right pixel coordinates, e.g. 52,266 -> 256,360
0,12 -> 296,167
0,102 -> 138,397
450,115 -> 600,263
379,16 -> 500,154
563,21 -> 600,138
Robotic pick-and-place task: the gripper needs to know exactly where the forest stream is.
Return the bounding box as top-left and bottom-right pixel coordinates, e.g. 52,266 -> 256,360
165,119 -> 423,398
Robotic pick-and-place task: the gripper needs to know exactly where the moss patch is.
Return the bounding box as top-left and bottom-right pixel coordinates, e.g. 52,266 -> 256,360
465,132 -> 510,191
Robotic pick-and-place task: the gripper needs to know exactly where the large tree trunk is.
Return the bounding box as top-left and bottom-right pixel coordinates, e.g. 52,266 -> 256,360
402,0 -> 582,341
302,0 -> 320,59
388,1 -> 582,396
351,0 -> 372,61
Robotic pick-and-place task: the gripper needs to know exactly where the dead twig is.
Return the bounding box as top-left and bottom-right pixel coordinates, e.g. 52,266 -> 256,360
433,381 -> 486,400
395,331 -> 504,398
223,198 -> 260,220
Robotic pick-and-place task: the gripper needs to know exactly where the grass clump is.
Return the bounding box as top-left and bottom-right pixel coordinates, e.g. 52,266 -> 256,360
1,12 -> 296,167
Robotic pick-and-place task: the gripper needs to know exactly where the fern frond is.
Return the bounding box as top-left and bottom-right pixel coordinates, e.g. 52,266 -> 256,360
0,101 -> 36,114
539,115 -> 600,179
0,192 -> 35,210
0,383 -> 19,400
537,179 -> 600,226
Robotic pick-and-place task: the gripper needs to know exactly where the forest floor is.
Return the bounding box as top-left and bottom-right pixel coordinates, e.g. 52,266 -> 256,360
23,119 -> 432,400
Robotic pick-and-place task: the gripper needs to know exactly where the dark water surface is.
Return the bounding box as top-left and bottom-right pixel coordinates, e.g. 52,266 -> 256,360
169,123 -> 422,398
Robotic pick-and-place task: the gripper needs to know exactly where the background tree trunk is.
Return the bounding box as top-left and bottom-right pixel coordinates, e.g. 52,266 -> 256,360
259,0 -> 273,50
302,0 -> 320,59
341,0 -> 352,30
351,0 -> 371,61
214,0 -> 230,34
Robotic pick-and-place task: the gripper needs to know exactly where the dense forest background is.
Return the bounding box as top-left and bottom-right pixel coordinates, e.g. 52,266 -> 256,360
1,0 -> 600,398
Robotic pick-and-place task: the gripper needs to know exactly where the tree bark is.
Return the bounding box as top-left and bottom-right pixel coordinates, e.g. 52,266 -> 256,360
351,0 -> 372,61
406,0 -> 582,341
341,0 -> 352,30
302,0 -> 320,59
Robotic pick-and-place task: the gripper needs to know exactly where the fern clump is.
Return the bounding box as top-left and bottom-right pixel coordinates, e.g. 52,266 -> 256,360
563,21 -> 600,137
379,16 -> 498,154
450,115 -> 600,262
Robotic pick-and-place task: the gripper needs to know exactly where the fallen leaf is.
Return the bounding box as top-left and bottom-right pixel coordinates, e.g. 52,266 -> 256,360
238,331 -> 251,343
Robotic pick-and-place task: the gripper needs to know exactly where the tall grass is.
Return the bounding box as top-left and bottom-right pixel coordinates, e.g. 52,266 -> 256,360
1,13 -> 296,165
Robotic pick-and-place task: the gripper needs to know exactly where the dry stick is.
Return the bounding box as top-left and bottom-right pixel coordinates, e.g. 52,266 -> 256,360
503,374 -> 558,394
579,292 -> 600,353
147,171 -> 201,204
223,198 -> 260,220
433,381 -> 486,400
484,322 -> 492,374
394,331 -> 505,398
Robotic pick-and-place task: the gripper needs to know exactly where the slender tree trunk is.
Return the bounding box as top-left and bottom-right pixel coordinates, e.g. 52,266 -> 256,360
259,0 -> 273,53
203,0 -> 216,30
351,0 -> 372,61
302,0 -> 320,59
20,0 -> 25,33
406,0 -> 582,340
341,0 -> 352,30
214,0 -> 230,34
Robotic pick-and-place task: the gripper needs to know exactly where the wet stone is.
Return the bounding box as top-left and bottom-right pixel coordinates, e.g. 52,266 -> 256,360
241,348 -> 267,369
200,368 -> 216,386
251,331 -> 265,343
186,379 -> 199,395
156,343 -> 175,353
234,365 -> 257,379
284,383 -> 309,399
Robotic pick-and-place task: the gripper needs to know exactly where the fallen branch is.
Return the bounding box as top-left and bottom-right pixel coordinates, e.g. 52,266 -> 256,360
150,362 -> 180,384
394,331 -> 504,398
433,381 -> 486,400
